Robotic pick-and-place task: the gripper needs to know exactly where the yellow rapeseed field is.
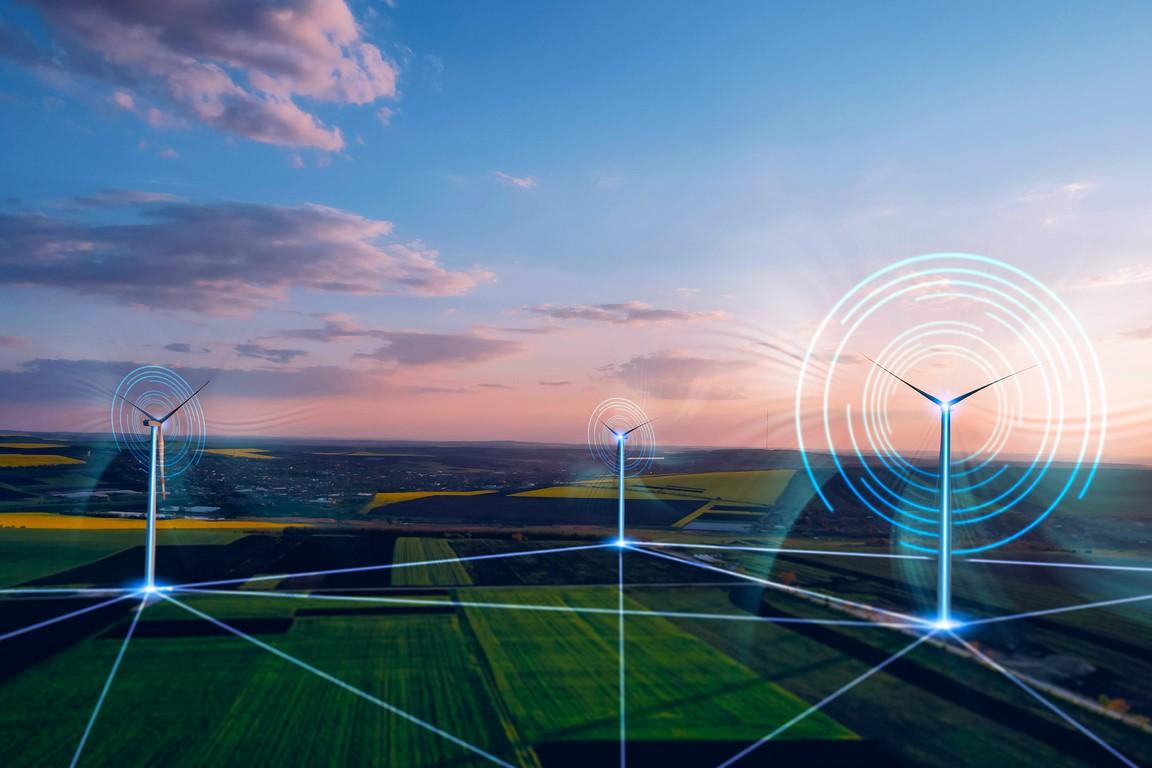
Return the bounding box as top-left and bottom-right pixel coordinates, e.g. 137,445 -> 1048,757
515,469 -> 796,506
203,448 -> 277,460
0,454 -> 84,467
0,442 -> 68,449
0,513 -> 297,530
364,490 -> 496,512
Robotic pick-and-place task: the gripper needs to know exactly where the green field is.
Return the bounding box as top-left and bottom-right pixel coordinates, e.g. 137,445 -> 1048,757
0,529 -> 248,587
462,585 -> 853,744
393,537 -> 474,586
631,584 -> 1152,767
1,530 -> 1149,767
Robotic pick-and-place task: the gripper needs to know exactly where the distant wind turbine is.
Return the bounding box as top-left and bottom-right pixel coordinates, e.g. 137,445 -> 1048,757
865,357 -> 1036,628
114,380 -> 210,591
602,419 -> 653,546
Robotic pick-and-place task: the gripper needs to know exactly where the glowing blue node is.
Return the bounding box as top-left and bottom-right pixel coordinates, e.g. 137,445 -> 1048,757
932,618 -> 961,631
613,538 -> 631,549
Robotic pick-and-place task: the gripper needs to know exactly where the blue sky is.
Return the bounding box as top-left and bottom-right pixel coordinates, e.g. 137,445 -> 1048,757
0,0 -> 1149,455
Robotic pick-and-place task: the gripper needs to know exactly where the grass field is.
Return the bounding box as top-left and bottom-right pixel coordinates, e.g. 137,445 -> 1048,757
392,538 -> 474,586
0,528 -> 248,587
0,454 -> 84,467
0,594 -> 526,767
462,585 -> 853,744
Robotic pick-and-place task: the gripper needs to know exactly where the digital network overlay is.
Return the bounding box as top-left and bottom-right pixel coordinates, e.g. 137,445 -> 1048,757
1,256 -> 1146,768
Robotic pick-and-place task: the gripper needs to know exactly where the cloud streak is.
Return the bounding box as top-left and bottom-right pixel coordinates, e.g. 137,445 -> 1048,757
613,350 -> 756,400
164,342 -> 210,354
1069,264 -> 1152,290
492,171 -> 538,189
528,301 -> 726,325
0,200 -> 491,313
235,343 -> 308,364
277,315 -> 523,367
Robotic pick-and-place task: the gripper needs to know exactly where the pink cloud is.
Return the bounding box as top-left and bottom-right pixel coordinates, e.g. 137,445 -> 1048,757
110,90 -> 134,110
15,0 -> 399,151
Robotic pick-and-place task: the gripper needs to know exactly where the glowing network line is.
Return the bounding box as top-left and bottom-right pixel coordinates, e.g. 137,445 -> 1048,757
0,587 -> 135,596
629,544 -> 932,627
174,587 -> 915,628
632,547 -> 1150,588
964,592 -> 1152,628
636,541 -> 932,562
715,632 -> 936,767
964,557 -> 1152,574
169,542 -> 612,590
161,594 -> 518,768
951,634 -> 1138,768
0,594 -> 134,643
70,599 -> 146,768
618,542 -> 626,768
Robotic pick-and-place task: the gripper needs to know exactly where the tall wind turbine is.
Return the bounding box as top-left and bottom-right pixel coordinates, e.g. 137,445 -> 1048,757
865,357 -> 1035,628
114,380 -> 209,591
602,419 -> 652,545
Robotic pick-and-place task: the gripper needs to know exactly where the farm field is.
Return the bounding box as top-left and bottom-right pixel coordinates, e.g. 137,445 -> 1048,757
0,593 -> 524,767
625,581 -> 1152,767
0,512 -> 300,530
0,454 -> 85,468
392,537 -> 474,586
0,443 -> 69,450
0,508 -> 1149,766
366,491 -> 498,512
202,448 -> 277,460
0,528 -> 254,587
461,585 -> 852,745
515,470 -> 795,506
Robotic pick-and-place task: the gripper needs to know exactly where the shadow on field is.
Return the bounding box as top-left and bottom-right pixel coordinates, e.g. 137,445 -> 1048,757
766,602 -> 1131,765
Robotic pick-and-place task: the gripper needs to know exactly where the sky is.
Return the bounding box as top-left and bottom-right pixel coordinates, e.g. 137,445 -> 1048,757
0,0 -> 1149,459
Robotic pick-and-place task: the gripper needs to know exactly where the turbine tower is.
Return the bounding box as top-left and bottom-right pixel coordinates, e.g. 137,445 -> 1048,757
114,380 -> 209,591
602,420 -> 652,545
865,357 -> 1035,628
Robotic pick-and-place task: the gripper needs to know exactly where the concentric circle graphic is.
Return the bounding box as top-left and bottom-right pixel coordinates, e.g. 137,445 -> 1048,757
794,253 -> 1106,554
111,365 -> 207,477
587,398 -> 656,475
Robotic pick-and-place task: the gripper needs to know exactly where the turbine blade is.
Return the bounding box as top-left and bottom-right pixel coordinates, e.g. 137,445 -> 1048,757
601,420 -> 619,437
863,356 -> 942,405
623,419 -> 654,436
949,364 -> 1039,406
110,389 -> 157,422
160,380 -> 210,423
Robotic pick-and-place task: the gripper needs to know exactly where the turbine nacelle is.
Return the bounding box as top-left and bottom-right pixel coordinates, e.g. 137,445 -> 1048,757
601,418 -> 652,443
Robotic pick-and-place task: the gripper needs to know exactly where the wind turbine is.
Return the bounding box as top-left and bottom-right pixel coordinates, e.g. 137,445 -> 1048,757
865,356 -> 1035,628
113,380 -> 209,591
602,419 -> 653,545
